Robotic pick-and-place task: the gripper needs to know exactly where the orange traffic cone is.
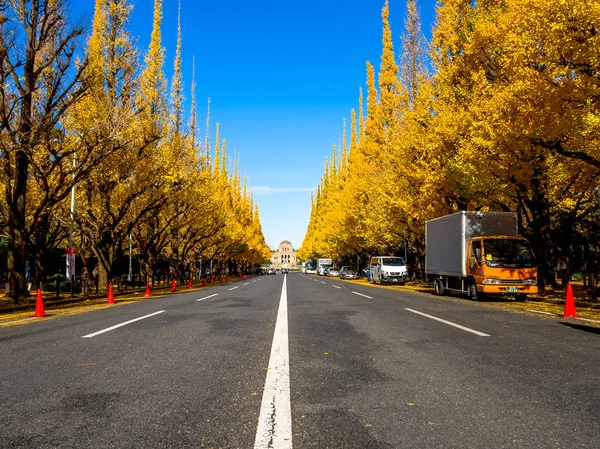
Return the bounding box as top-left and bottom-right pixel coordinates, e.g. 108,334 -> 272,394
211,275 -> 214,284
144,282 -> 151,297
107,283 -> 115,304
171,278 -> 177,292
219,275 -> 223,284
563,284 -> 577,318
188,279 -> 193,288
32,288 -> 46,317
201,277 -> 206,286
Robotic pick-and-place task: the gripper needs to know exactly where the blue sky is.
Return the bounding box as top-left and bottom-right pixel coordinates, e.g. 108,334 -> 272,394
71,0 -> 437,250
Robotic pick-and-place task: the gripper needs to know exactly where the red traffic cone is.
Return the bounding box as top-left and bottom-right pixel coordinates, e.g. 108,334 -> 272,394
188,279 -> 193,288
144,282 -> 151,297
201,277 -> 206,286
107,283 -> 115,304
171,278 -> 177,292
219,275 -> 223,284
32,288 -> 46,317
211,275 -> 214,284
563,284 -> 577,318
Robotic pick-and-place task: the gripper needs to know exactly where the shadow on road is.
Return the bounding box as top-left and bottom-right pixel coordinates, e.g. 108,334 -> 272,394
558,321 -> 600,335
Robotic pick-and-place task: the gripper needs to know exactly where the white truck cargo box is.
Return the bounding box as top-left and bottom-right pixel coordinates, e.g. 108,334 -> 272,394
425,211 -> 518,277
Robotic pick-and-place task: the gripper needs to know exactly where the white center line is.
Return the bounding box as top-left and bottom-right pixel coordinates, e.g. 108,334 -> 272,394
332,285 -> 341,289
244,283 -> 250,286
197,293 -> 218,302
352,291 -> 372,299
320,281 -> 326,284
229,286 -> 239,291
254,275 -> 292,449
82,311 -> 165,338
405,308 -> 491,337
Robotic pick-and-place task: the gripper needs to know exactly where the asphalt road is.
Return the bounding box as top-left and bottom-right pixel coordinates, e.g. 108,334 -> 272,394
1,274 -> 599,448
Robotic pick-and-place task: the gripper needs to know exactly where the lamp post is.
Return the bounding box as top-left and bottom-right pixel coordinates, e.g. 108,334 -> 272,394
128,233 -> 132,282
66,151 -> 76,292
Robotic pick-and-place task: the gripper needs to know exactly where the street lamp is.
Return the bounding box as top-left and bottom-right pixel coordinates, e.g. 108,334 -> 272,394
66,150 -> 76,288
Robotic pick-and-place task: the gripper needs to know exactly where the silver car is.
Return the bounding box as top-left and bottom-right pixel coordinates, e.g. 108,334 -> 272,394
339,266 -> 358,279
326,267 -> 340,277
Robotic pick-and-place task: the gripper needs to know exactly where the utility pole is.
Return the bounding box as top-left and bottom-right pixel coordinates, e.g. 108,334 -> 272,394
67,151 -> 76,292
128,233 -> 133,282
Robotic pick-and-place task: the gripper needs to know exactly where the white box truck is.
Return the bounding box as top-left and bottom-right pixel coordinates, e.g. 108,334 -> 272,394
317,258 -> 333,276
425,211 -> 538,301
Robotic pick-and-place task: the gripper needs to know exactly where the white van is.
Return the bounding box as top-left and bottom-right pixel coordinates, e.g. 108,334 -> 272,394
370,256 -> 408,285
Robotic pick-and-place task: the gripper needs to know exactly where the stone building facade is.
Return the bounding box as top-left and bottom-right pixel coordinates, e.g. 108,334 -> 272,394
271,240 -> 298,269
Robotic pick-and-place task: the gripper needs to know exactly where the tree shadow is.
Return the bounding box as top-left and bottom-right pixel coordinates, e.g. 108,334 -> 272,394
558,321 -> 600,335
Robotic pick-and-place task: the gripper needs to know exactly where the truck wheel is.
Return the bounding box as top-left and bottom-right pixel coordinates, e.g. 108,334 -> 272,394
515,294 -> 527,302
468,282 -> 481,301
434,278 -> 444,296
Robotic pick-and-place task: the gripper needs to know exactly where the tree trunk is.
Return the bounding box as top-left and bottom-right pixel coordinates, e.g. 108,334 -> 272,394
6,150 -> 29,302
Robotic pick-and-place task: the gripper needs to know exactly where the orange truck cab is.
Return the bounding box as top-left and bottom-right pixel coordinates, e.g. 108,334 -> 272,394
466,235 -> 538,301
426,212 -> 538,301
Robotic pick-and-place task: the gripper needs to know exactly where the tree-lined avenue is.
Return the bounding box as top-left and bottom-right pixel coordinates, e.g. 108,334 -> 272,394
1,274 -> 599,448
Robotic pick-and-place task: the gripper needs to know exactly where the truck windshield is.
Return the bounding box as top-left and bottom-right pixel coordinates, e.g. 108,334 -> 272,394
382,257 -> 406,266
483,239 -> 535,268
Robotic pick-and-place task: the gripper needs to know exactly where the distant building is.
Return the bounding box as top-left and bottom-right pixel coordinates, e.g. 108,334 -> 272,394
271,240 -> 298,268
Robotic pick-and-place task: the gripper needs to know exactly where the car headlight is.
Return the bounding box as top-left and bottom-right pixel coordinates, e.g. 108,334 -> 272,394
483,277 -> 501,284
382,271 -> 389,276
523,278 -> 537,285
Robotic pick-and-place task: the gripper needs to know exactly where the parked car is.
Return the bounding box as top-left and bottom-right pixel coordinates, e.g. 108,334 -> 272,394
268,268 -> 276,275
281,268 -> 289,274
306,268 -> 317,274
370,256 -> 407,285
326,267 -> 340,277
339,266 -> 358,280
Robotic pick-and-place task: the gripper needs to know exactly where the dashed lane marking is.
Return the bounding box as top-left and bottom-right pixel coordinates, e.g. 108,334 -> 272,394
82,310 -> 166,338
352,291 -> 372,299
244,283 -> 250,286
405,308 -> 491,337
229,286 -> 239,291
332,285 -> 341,289
197,293 -> 218,302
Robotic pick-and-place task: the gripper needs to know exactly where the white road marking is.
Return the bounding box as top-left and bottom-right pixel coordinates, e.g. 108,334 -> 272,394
252,280 -> 257,283
528,310 -> 557,316
229,286 -> 239,291
405,308 -> 491,337
320,281 -> 326,284
254,275 -> 292,449
244,283 -> 250,286
332,285 -> 341,289
82,311 -> 166,338
575,317 -> 600,324
197,293 -> 218,302
352,291 -> 372,299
